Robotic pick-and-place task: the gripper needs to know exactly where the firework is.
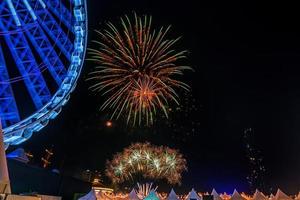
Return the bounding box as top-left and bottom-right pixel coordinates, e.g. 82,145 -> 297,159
135,183 -> 158,199
105,142 -> 187,185
243,128 -> 266,192
88,13 -> 192,125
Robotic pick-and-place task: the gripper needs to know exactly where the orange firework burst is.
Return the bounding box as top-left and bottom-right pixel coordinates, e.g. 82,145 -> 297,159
88,13 -> 192,125
105,142 -> 187,185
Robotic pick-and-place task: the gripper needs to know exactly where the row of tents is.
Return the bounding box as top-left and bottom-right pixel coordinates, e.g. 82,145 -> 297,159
130,188 -> 300,200
79,188 -> 300,200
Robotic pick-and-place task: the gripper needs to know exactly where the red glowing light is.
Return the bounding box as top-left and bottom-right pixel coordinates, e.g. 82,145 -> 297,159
106,121 -> 113,127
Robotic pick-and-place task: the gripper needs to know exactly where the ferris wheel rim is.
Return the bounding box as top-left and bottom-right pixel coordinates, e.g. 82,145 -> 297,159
2,0 -> 88,147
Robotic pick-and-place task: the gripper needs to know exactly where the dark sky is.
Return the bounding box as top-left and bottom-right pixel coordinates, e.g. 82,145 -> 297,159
15,0 -> 300,195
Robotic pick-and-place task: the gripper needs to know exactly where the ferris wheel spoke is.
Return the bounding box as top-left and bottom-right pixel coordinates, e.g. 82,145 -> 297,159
0,45 -> 21,128
4,0 -> 22,26
2,31 -> 51,108
14,0 -> 67,86
31,0 -> 73,61
24,25 -> 67,85
45,0 -> 74,33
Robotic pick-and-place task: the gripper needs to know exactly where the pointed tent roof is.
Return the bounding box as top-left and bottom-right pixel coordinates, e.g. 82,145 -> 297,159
295,192 -> 300,200
270,194 -> 275,200
168,189 -> 179,200
129,189 -> 140,200
211,189 -> 218,196
274,189 -> 292,200
211,189 -> 222,200
187,188 -> 202,200
230,190 -> 246,200
6,148 -> 29,163
253,190 -> 267,200
78,190 -> 97,200
144,191 -> 159,200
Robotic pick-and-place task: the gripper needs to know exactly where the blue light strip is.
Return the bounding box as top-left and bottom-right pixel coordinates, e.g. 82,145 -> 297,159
5,0 -> 21,26
37,0 -> 46,9
46,0 -> 73,32
31,0 -> 74,61
0,1 -> 52,110
2,31 -> 52,108
0,45 -> 21,128
16,1 -> 67,86
24,25 -> 67,85
22,0 -> 37,20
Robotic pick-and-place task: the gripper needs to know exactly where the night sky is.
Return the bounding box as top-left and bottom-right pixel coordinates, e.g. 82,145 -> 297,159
13,0 -> 300,194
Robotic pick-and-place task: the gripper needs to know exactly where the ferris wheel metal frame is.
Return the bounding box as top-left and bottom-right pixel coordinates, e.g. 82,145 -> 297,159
0,0 -> 88,148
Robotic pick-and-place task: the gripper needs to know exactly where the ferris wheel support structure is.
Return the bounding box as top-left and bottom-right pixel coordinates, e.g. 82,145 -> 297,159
0,0 -> 88,148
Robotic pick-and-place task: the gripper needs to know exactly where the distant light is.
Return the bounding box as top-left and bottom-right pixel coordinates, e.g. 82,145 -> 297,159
106,121 -> 113,127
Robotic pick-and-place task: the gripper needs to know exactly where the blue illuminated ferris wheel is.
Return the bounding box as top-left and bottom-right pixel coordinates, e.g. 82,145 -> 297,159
0,0 -> 87,148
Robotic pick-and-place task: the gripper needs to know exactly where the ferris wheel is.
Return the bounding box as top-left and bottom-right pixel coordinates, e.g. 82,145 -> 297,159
0,0 -> 87,148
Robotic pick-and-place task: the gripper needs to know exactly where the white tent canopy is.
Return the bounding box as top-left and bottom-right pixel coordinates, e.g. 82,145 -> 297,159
252,190 -> 267,200
167,189 -> 179,200
187,189 -> 201,200
270,194 -> 275,199
295,192 -> 300,200
230,190 -> 246,200
211,189 -> 222,200
274,189 -> 292,200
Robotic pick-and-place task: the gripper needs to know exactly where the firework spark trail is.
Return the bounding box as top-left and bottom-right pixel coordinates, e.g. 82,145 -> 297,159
135,183 -> 158,199
88,13 -> 193,126
105,142 -> 187,185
